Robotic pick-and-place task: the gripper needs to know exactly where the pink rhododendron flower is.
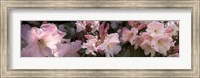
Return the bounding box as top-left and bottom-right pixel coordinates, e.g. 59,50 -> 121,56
121,27 -> 138,45
98,33 -> 121,57
146,22 -> 165,36
140,40 -> 156,57
75,21 -> 99,33
22,23 -> 66,57
75,21 -> 87,32
82,35 -> 98,56
151,35 -> 173,56
139,32 -> 155,56
81,22 -> 111,56
165,24 -> 179,36
89,21 -> 100,33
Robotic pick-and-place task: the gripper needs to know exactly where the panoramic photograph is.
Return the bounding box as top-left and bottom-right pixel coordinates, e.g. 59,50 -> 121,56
21,21 -> 179,57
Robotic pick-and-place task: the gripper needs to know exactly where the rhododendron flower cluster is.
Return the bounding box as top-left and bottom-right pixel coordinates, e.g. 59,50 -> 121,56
21,21 -> 179,57
81,22 -> 121,57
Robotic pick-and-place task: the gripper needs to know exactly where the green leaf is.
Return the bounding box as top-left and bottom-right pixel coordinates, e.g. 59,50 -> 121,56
81,53 -> 86,57
122,48 -> 131,57
130,47 -> 136,57
117,46 -> 128,57
64,22 -> 74,29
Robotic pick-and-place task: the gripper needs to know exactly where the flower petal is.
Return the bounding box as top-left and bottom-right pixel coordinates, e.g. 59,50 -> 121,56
26,27 -> 41,44
22,43 -> 52,57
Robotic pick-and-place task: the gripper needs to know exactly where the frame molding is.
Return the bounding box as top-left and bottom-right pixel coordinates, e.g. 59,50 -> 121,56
1,0 -> 199,77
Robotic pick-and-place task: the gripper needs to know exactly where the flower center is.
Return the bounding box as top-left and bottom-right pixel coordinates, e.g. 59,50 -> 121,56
129,33 -> 134,38
169,29 -> 174,33
157,40 -> 163,46
38,39 -> 49,56
154,29 -> 157,33
107,44 -> 112,48
38,39 -> 46,50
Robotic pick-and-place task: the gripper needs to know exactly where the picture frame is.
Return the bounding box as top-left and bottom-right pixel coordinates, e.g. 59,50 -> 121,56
0,0 -> 199,77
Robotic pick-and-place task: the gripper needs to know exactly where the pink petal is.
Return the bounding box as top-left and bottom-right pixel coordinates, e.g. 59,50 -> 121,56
120,27 -> 131,42
134,36 -> 144,49
128,21 -> 139,27
105,23 -> 110,35
140,40 -> 155,56
131,27 -> 138,34
85,35 -> 95,40
137,23 -> 146,30
97,42 -> 106,51
146,22 -> 165,36
141,32 -> 153,41
41,23 -> 57,32
55,40 -> 81,57
108,33 -> 120,43
61,39 -> 71,44
100,22 -> 106,42
112,44 -> 122,54
67,40 -> 82,57
44,30 -> 66,46
26,27 -> 41,44
54,43 -> 72,57
21,43 -> 52,57
71,40 -> 82,52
